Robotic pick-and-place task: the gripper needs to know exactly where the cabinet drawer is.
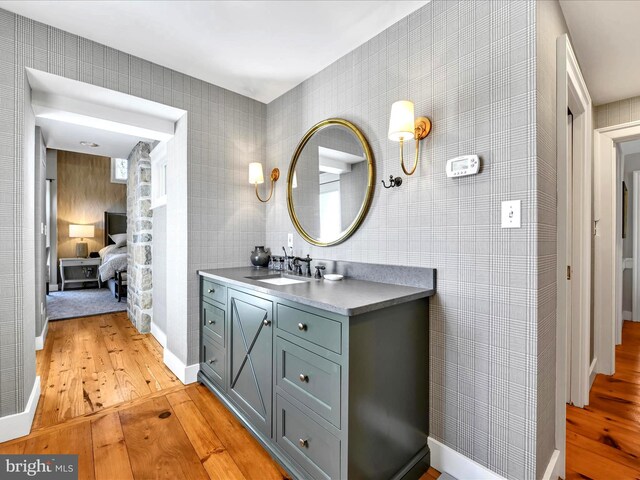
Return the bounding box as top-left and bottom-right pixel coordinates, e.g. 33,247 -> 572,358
276,395 -> 341,480
276,338 -> 341,428
202,278 -> 226,305
202,300 -> 225,346
277,304 -> 341,354
201,334 -> 225,388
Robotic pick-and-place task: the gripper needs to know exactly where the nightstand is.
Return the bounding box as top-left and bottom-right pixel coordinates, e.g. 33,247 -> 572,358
59,257 -> 102,291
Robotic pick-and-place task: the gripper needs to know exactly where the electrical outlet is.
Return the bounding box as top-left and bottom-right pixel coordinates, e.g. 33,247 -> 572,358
287,233 -> 294,248
501,200 -> 521,228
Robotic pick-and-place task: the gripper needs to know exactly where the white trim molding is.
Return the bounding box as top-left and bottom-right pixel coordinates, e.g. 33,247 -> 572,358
163,348 -> 199,385
35,317 -> 49,351
427,437 -> 505,480
594,118 -> 640,375
555,33 -> 593,480
0,376 -> 41,443
623,310 -> 633,321
541,450 -> 562,480
150,322 -> 167,348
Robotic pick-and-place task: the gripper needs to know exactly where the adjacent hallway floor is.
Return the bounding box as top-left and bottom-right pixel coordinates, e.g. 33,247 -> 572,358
566,320 -> 640,479
1,312 -> 440,479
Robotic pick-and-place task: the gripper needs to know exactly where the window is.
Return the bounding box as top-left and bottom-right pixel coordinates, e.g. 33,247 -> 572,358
151,142 -> 167,208
111,157 -> 128,184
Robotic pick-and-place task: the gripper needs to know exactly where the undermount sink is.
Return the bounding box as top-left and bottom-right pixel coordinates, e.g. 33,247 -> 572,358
245,274 -> 310,286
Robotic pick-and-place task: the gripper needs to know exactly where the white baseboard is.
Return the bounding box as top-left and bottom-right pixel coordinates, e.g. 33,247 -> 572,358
0,376 -> 41,443
428,437 -> 505,480
163,347 -> 199,385
49,284 -> 59,292
150,322 -> 167,348
623,310 -> 633,321
542,449 -> 561,480
35,317 -> 49,351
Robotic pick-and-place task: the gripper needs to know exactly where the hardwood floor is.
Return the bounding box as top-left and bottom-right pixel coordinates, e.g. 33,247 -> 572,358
33,312 -> 179,429
566,320 -> 640,479
0,312 -> 442,479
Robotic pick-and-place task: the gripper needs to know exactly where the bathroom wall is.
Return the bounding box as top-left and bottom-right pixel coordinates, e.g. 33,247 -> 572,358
535,0 -> 569,476
595,95 -> 640,129
622,153 -> 640,316
265,1 -> 542,478
56,151 -> 126,261
0,9 -> 266,417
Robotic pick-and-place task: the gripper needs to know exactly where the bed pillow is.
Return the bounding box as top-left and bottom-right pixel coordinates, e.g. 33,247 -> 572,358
109,233 -> 127,247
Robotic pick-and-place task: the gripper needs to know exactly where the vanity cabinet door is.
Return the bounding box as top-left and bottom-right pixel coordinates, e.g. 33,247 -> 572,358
228,289 -> 273,438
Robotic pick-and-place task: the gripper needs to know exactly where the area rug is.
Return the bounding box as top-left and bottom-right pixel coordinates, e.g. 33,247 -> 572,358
47,288 -> 126,320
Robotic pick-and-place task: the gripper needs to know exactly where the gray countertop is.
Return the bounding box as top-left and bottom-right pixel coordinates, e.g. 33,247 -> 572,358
198,266 -> 435,316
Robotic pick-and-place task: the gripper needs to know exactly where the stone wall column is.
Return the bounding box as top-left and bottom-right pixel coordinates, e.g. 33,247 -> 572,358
127,142 -> 153,332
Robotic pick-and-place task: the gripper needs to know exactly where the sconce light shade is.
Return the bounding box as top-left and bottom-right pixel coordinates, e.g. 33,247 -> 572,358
249,162 -> 265,184
249,162 -> 279,203
292,171 -> 298,189
388,100 -> 416,141
69,224 -> 95,239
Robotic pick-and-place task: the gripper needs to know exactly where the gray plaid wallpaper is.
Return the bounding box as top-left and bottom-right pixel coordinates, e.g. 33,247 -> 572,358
0,2 -> 563,478
0,9 -> 267,415
535,1 -> 568,477
265,1 -> 547,478
595,95 -> 640,129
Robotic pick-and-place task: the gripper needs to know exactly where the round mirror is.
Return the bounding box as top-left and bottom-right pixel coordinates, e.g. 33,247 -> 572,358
287,118 -> 375,246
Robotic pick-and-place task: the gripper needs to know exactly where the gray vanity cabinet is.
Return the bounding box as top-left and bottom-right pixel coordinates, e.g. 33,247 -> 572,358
228,289 -> 273,438
199,275 -> 430,480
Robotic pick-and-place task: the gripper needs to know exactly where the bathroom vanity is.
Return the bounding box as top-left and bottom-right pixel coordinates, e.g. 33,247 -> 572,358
197,264 -> 435,480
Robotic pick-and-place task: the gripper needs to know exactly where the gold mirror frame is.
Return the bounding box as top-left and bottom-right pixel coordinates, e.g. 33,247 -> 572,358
287,118 -> 375,247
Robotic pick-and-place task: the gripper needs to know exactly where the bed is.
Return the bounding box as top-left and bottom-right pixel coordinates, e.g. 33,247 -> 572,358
99,212 -> 127,300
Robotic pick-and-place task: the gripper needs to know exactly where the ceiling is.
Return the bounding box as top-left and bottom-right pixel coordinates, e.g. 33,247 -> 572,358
560,0 -> 640,106
28,69 -> 185,158
1,1 -> 428,104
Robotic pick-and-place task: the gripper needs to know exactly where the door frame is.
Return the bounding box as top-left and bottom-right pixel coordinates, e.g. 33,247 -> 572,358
633,170 -> 640,324
555,33 -> 592,478
593,119 -> 640,375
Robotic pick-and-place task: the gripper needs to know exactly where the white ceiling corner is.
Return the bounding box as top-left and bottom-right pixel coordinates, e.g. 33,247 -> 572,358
2,1 -> 428,104
560,0 -> 640,106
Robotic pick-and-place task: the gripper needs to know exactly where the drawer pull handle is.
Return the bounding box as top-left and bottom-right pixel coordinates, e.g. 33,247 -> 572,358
207,288 -> 215,294
263,319 -> 271,326
297,323 -> 307,331
208,320 -> 215,325
298,438 -> 308,448
208,358 -> 217,364
299,374 -> 309,383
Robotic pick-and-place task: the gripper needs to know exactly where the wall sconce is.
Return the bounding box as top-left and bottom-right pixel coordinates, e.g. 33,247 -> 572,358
69,224 -> 95,258
249,162 -> 279,203
388,100 -> 432,176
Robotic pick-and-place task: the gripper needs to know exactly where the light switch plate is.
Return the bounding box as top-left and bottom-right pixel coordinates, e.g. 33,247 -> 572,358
501,200 -> 521,228
287,233 -> 294,248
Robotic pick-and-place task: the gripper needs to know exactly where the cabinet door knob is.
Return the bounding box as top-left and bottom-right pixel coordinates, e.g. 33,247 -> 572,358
297,323 -> 307,331
298,438 -> 308,448
263,319 -> 271,326
207,288 -> 215,294
299,374 -> 309,383
208,320 -> 215,325
208,358 -> 216,364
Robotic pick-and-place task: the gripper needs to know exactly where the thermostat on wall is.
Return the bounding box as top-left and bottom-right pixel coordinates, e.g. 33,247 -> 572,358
446,155 -> 480,178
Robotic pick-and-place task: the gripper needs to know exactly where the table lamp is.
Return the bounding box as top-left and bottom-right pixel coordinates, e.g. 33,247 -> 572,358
69,224 -> 95,258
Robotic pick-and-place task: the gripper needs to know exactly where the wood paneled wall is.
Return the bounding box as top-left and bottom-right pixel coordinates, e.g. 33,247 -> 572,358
57,151 -> 126,259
